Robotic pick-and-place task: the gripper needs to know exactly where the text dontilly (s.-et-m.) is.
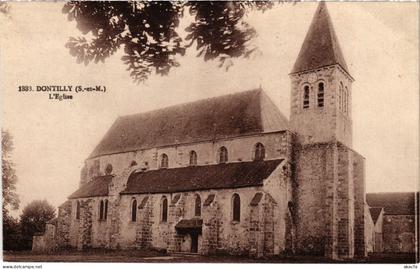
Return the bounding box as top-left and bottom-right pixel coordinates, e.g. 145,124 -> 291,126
17,85 -> 107,101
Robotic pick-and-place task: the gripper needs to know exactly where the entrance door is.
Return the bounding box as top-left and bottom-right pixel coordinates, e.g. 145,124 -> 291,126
190,232 -> 198,253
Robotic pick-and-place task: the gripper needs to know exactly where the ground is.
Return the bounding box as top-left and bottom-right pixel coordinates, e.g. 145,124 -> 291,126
2,249 -> 418,263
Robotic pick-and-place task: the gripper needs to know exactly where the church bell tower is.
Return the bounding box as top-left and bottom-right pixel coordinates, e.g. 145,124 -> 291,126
289,2 -> 354,147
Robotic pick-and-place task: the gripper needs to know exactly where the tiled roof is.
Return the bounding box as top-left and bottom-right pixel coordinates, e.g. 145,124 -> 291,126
121,159 -> 283,195
366,192 -> 418,216
68,175 -> 113,199
369,207 -> 383,224
291,2 -> 349,75
89,89 -> 288,158
175,219 -> 203,229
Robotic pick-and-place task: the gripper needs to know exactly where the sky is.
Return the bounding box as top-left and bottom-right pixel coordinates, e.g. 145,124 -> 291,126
0,2 -> 418,218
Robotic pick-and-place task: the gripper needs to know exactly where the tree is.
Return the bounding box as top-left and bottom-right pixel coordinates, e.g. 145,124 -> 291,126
62,1 -> 274,83
0,2 -> 10,16
20,200 -> 56,249
2,129 -> 22,250
3,214 -> 23,250
2,129 -> 19,216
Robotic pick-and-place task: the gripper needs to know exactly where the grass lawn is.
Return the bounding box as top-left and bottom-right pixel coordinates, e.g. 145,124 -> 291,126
3,249 -> 418,263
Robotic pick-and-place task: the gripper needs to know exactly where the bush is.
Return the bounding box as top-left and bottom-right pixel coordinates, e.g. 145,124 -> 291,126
3,213 -> 24,250
20,200 -> 56,250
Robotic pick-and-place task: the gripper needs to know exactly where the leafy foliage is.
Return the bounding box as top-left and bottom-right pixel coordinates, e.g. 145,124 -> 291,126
2,129 -> 19,215
20,200 -> 56,249
62,1 -> 273,83
0,2 -> 10,16
3,214 -> 24,250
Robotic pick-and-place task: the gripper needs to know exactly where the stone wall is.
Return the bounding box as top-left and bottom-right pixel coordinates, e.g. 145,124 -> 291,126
289,66 -> 353,148
56,201 -> 72,248
32,223 -> 57,252
293,142 -> 332,256
202,198 -> 222,254
36,137 -> 370,260
58,174 -> 289,256
168,194 -> 187,253
372,210 -> 384,252
293,141 -> 367,259
82,132 -> 288,186
365,206 -> 374,253
77,199 -> 94,250
337,144 -> 355,258
353,151 -> 367,257
383,215 -> 416,253
135,196 -> 154,249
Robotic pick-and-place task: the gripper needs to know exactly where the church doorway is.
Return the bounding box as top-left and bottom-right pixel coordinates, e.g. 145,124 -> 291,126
190,231 -> 199,253
175,218 -> 203,254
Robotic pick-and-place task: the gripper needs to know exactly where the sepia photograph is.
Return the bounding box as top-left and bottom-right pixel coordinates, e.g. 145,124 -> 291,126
1,1 -> 418,267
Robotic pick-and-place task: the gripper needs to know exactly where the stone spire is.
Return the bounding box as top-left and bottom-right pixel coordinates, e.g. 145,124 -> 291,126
291,2 -> 349,75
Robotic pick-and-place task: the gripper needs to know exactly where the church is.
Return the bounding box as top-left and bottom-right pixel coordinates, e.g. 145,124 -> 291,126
33,2 -> 369,259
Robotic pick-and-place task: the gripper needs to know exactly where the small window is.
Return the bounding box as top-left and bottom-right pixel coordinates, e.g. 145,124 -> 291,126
130,161 -> 137,167
104,199 -> 108,220
99,200 -> 104,220
303,85 -> 310,109
189,151 -> 197,166
345,86 -> 349,114
99,199 -> 108,221
105,164 -> 113,175
131,199 -> 137,222
317,82 -> 324,107
339,82 -> 343,111
254,143 -> 265,161
232,194 -> 241,222
218,146 -> 228,164
194,194 -> 201,217
161,196 -> 168,222
76,201 -> 80,220
93,159 -> 100,176
160,154 -> 169,168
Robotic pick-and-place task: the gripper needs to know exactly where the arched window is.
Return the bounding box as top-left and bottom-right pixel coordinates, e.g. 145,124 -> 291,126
232,194 -> 241,222
303,85 -> 310,109
339,82 -> 343,111
194,194 -> 202,217
254,143 -> 265,161
317,82 -> 324,107
104,199 -> 108,220
105,164 -> 113,175
218,146 -> 228,164
98,199 -> 109,220
99,200 -> 104,220
189,151 -> 197,166
88,166 -> 94,178
130,160 -> 137,167
160,154 -> 168,168
344,86 -> 348,114
161,196 -> 168,222
131,199 -> 137,222
76,201 -> 80,220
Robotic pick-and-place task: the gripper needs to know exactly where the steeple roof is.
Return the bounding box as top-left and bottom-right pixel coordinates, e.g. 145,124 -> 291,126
291,2 -> 350,75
